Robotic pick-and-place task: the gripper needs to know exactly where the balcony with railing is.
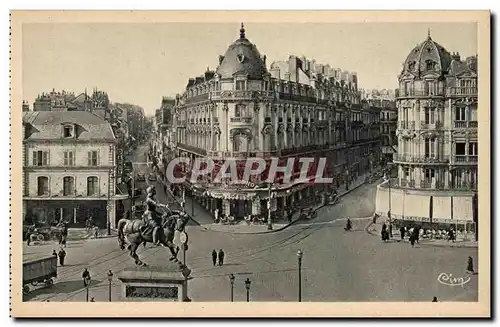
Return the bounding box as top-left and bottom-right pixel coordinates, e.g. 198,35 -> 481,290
454,120 -> 478,128
398,121 -> 415,130
453,155 -> 478,164
446,87 -> 478,97
230,117 -> 253,124
397,89 -> 444,98
393,154 -> 449,164
210,90 -> 275,101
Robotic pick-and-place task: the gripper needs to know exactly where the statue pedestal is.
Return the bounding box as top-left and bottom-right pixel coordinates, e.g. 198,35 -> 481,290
117,263 -> 191,302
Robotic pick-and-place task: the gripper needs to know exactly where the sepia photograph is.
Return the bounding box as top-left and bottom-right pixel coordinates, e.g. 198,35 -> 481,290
9,10 -> 491,317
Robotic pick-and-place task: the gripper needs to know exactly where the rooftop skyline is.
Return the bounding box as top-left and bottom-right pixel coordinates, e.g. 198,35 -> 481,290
22,22 -> 477,115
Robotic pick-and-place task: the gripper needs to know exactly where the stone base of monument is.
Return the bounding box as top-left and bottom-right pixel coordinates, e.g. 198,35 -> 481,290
117,262 -> 192,302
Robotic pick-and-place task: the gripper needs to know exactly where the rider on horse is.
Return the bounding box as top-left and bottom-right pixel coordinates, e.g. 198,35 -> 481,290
143,185 -> 169,245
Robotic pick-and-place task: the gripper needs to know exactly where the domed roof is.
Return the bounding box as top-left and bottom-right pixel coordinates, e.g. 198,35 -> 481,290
216,24 -> 268,80
402,30 -> 453,76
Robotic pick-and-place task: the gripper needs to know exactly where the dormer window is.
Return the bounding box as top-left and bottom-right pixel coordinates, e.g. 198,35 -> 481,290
62,124 -> 74,138
425,60 -> 435,71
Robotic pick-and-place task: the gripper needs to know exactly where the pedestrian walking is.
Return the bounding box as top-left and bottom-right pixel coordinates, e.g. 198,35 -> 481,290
467,256 -> 474,274
218,249 -> 225,266
432,296 -> 438,302
399,226 -> 405,240
381,223 -> 389,242
82,268 -> 91,287
214,208 -> 219,223
58,248 -> 66,266
52,250 -> 57,257
410,234 -> 416,247
211,249 -> 217,266
90,297 -> 95,302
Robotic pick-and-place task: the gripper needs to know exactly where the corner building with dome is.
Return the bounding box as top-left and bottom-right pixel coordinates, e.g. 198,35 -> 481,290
171,24 -> 388,219
375,32 -> 478,236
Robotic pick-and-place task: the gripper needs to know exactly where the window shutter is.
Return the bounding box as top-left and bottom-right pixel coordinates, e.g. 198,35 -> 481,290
87,151 -> 91,166
32,151 -> 37,166
43,151 -> 49,166
97,149 -> 100,166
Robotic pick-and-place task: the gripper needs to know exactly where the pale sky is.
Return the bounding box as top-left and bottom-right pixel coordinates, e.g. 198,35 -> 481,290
22,22 -> 477,115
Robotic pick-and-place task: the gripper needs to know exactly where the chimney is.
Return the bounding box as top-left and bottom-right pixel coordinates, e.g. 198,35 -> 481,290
451,51 -> 461,61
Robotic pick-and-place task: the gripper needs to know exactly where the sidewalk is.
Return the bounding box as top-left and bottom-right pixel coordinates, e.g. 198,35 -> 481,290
204,172 -> 373,234
365,221 -> 478,248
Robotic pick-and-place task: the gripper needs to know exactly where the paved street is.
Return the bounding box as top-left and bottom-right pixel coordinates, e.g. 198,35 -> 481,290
24,214 -> 478,302
22,142 -> 477,303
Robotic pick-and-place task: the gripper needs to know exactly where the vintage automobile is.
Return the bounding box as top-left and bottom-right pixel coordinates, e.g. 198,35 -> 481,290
24,223 -> 63,241
299,208 -> 318,220
136,172 -> 146,181
148,172 -> 157,182
23,255 -> 58,294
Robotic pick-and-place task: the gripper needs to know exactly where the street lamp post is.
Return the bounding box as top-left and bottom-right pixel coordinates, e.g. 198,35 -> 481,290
244,278 -> 251,302
267,183 -> 273,231
297,250 -> 303,302
107,270 -> 113,302
229,273 -> 235,302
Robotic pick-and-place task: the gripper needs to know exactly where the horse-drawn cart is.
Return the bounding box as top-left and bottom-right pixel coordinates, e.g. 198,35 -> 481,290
23,255 -> 57,294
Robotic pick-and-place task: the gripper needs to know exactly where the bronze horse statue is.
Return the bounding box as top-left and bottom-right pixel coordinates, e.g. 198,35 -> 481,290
117,209 -> 189,266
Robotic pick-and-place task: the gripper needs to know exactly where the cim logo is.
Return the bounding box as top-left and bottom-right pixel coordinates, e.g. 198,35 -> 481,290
437,273 -> 471,287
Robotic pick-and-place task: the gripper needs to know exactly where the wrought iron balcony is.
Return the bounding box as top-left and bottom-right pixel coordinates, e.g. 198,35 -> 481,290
446,87 -> 478,97
453,155 -> 478,163
230,117 -> 253,124
393,154 -> 449,164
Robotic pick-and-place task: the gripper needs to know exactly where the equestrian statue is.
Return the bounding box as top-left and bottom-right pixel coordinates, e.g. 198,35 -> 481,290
117,185 -> 189,266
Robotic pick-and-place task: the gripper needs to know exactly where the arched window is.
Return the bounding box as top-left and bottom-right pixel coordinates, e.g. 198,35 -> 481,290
87,176 -> 99,196
37,176 -> 49,196
63,176 -> 74,196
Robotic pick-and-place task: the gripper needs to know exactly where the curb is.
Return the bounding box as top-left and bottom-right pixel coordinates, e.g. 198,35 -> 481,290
204,179 -> 371,235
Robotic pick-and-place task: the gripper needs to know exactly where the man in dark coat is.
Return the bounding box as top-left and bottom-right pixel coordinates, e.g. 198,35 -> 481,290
467,256 -> 474,274
52,250 -> 57,257
58,248 -> 66,266
218,249 -> 225,266
82,268 -> 91,287
211,249 -> 217,266
400,226 -> 405,240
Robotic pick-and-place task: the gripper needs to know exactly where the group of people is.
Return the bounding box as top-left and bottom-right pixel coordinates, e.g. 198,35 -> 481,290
52,248 -> 66,266
211,249 -> 225,266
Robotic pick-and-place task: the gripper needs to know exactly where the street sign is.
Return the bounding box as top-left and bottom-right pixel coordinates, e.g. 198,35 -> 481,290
179,231 -> 188,244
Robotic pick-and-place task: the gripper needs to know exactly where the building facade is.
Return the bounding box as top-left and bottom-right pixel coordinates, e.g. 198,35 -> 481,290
376,32 -> 478,230
22,111 -> 127,229
171,24 -> 382,219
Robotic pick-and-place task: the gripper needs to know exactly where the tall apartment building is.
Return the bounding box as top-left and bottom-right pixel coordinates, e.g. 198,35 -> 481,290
376,32 -> 478,231
170,24 -> 383,219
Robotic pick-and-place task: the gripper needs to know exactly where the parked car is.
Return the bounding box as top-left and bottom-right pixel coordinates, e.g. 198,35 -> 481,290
136,172 -> 146,181
148,172 -> 157,182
